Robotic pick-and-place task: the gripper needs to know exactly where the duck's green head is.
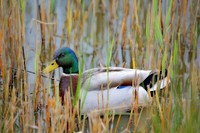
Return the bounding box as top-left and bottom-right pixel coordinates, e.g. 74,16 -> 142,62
43,47 -> 79,74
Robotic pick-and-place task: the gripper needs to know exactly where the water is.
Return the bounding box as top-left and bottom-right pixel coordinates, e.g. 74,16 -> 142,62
24,1 -> 199,90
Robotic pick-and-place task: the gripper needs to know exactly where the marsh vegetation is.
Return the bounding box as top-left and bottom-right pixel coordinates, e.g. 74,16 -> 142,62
0,0 -> 199,132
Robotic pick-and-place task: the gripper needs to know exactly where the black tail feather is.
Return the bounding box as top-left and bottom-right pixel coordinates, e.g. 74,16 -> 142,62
140,69 -> 168,96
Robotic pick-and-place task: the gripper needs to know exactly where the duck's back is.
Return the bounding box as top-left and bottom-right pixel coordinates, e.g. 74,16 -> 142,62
81,67 -> 152,91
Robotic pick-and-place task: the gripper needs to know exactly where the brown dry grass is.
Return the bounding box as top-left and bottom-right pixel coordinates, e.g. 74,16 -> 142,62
0,0 -> 199,132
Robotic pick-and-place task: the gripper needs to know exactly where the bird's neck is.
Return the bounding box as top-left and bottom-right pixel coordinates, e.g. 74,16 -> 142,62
63,60 -> 79,74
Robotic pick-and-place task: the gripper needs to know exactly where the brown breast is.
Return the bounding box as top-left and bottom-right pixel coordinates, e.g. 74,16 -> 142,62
59,74 -> 79,104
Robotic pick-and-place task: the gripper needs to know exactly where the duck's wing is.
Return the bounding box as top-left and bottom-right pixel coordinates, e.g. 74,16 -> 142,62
81,67 -> 168,91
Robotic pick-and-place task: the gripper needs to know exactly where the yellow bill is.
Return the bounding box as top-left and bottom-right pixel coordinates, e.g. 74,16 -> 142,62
43,60 -> 59,73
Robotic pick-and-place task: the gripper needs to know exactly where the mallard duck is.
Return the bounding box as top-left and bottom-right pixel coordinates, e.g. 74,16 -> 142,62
43,47 -> 169,114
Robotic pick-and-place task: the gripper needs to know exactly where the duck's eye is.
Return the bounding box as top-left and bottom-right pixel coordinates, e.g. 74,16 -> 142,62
59,53 -> 65,58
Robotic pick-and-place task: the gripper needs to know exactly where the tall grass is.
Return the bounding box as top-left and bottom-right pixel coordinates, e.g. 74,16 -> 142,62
0,0 -> 199,132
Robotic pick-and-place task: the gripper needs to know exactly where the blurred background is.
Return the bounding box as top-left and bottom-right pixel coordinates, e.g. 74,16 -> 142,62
24,0 -> 200,90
